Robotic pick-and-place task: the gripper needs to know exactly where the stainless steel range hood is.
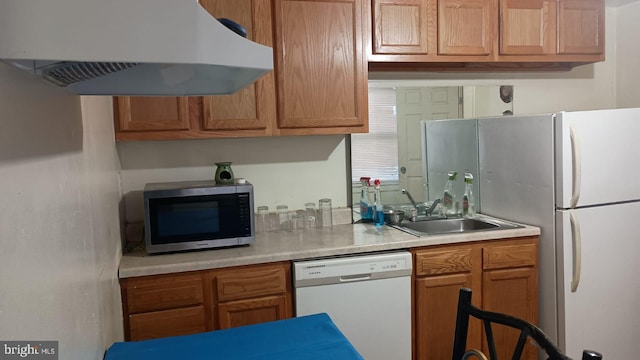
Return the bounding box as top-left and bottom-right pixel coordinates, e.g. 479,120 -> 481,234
0,0 -> 273,96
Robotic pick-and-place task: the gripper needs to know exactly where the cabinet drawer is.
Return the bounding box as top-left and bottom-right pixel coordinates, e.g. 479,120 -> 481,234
217,295 -> 289,329
126,273 -> 204,313
129,305 -> 207,341
216,264 -> 288,302
483,243 -> 537,270
415,247 -> 474,276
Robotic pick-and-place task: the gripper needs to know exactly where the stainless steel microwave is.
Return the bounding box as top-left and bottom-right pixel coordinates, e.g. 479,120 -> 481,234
143,180 -> 254,254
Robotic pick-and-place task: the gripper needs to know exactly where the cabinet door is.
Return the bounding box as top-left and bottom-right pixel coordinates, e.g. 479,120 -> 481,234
483,267 -> 538,360
115,97 -> 190,132
558,0 -> 604,55
129,306 -> 207,341
438,0 -> 493,55
415,274 -> 481,360
126,273 -> 204,313
481,239 -> 538,359
217,295 -> 289,329
274,0 -> 368,133
372,0 -> 432,55
500,0 -> 557,55
199,0 -> 276,134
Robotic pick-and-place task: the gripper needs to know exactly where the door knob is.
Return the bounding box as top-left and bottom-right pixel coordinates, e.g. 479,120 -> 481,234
400,167 -> 406,174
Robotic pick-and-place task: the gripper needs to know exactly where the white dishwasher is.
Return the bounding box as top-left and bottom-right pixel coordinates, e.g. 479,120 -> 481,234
293,251 -> 412,360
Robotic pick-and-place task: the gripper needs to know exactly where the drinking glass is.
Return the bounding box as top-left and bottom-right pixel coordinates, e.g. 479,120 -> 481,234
318,198 -> 333,229
305,202 -> 318,229
256,206 -> 269,233
277,205 -> 291,231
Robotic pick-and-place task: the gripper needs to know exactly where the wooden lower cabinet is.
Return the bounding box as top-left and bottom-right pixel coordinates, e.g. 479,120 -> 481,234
217,295 -> 289,329
120,262 -> 292,341
129,306 -> 207,341
413,236 -> 539,360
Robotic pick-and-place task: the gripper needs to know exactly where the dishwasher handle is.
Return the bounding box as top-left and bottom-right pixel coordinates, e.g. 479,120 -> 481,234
339,273 -> 372,282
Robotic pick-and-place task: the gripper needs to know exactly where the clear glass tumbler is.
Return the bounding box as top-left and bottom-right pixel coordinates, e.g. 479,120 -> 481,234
256,206 -> 269,233
292,210 -> 307,230
305,202 -> 318,229
318,198 -> 333,229
276,205 -> 291,231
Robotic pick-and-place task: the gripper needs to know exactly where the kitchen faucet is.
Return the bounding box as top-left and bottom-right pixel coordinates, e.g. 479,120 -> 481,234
402,189 -> 442,220
425,198 -> 441,216
401,189 -> 419,214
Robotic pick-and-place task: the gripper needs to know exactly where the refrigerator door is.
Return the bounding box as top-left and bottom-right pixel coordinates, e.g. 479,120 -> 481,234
556,203 -> 640,359
556,108 -> 640,209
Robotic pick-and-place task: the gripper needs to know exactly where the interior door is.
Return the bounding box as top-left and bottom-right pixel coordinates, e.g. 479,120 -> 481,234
396,87 -> 462,203
555,108 -> 640,208
556,202 -> 640,359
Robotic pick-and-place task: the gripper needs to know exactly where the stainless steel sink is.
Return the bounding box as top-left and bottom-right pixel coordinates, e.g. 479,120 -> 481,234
390,217 -> 522,237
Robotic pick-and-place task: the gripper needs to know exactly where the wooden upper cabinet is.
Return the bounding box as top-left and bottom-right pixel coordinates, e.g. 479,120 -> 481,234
274,0 -> 368,133
558,0 -> 604,55
372,0 -> 431,55
115,97 -> 190,132
199,0 -> 276,134
499,0 -> 557,55
438,0 -> 494,56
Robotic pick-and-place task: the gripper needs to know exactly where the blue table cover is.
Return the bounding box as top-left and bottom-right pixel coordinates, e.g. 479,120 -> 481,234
104,313 -> 364,360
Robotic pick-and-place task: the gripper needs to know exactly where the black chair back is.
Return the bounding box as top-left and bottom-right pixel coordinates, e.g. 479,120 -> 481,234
452,288 -> 602,360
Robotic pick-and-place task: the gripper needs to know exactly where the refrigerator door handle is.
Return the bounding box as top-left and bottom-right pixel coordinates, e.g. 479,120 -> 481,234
569,127 -> 582,208
570,212 -> 582,292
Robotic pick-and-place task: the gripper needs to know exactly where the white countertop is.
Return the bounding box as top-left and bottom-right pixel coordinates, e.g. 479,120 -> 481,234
119,216 -> 540,278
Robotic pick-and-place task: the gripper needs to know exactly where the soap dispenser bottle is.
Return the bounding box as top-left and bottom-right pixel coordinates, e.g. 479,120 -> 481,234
359,177 -> 373,222
373,179 -> 384,228
442,171 -> 458,216
462,173 -> 475,218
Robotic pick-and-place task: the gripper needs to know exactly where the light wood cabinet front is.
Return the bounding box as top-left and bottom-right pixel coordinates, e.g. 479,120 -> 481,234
129,306 -> 207,341
412,237 -> 539,360
115,97 -> 190,133
415,273 -> 480,360
120,262 -> 292,341
217,295 -> 289,329
558,0 -> 604,55
274,0 -> 368,133
438,0 -> 494,56
200,0 -> 276,135
372,0 -> 432,55
483,267 -> 538,359
499,0 -> 557,55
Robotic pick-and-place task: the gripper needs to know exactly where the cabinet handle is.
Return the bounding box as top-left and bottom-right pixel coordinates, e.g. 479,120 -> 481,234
570,213 -> 582,293
569,127 -> 582,208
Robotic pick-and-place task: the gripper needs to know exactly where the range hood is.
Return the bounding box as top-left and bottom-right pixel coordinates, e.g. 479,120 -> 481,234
0,0 -> 273,96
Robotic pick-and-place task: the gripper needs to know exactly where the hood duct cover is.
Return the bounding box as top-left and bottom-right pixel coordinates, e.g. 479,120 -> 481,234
0,0 -> 274,96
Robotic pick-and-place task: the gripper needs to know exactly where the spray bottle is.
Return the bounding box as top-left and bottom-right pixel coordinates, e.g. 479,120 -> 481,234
373,179 -> 384,228
462,173 -> 475,218
359,177 -> 373,222
442,171 -> 458,216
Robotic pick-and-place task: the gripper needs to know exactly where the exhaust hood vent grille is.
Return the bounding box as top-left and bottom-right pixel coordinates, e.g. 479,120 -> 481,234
42,62 -> 138,87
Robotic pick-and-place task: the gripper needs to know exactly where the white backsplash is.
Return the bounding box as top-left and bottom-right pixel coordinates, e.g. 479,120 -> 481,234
117,135 -> 349,224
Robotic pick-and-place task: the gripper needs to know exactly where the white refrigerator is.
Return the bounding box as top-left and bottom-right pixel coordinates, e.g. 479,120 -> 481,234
476,108 -> 640,359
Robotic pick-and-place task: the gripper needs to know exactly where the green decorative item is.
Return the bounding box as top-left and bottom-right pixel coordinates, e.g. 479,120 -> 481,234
214,162 -> 235,184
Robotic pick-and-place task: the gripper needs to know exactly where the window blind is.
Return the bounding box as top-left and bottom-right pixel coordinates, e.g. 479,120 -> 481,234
351,87 -> 398,183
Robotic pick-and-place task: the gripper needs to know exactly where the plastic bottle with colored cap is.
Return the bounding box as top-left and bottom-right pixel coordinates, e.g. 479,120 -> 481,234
373,179 -> 384,228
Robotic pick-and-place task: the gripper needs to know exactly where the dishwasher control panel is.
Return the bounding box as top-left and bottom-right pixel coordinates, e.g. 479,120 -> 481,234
293,251 -> 412,287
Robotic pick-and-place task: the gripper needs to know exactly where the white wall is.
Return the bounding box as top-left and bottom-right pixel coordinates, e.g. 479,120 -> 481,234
615,1 -> 640,108
0,64 -> 123,359
117,135 -> 348,224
